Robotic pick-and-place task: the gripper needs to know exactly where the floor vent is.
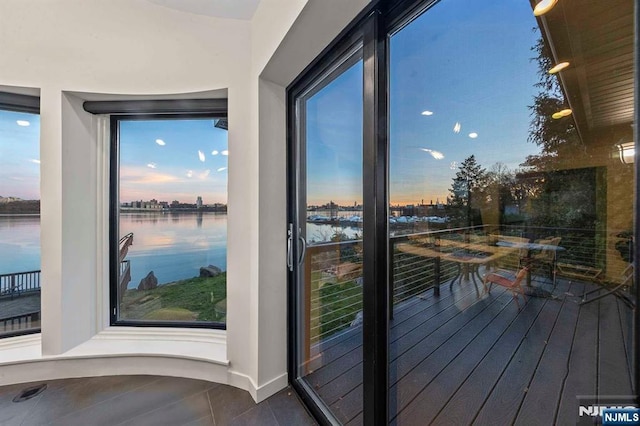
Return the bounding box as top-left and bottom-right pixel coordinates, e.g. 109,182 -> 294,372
12,384 -> 47,402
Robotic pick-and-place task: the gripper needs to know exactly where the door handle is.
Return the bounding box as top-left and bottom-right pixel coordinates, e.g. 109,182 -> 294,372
298,233 -> 307,265
287,224 -> 294,272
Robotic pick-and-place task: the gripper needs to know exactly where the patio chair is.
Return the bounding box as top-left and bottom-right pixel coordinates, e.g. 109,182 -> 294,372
580,263 -> 635,308
522,237 -> 562,284
482,266 -> 529,309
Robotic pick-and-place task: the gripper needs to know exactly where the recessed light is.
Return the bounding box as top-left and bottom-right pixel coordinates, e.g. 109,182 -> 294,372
198,150 -> 206,162
533,0 -> 558,16
16,120 -> 30,127
147,163 -> 157,169
421,110 -> 434,116
552,108 -> 572,119
453,122 -> 461,134
155,139 -> 165,146
469,132 -> 478,139
221,150 -> 229,156
211,150 -> 219,155
548,62 -> 570,74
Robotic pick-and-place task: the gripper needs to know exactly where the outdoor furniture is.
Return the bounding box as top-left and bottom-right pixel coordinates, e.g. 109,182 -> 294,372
579,263 -> 635,308
496,239 -> 565,287
521,237 -> 562,284
396,239 -> 517,296
483,267 -> 529,309
556,262 -> 603,283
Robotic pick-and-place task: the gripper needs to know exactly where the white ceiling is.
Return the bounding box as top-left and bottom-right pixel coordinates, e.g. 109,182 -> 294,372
145,0 -> 261,20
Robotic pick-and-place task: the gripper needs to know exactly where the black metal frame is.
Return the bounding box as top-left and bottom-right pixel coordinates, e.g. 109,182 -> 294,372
287,22 -> 368,426
0,91 -> 40,114
634,0 -> 640,406
84,99 -> 227,115
287,0 -> 640,422
109,113 -> 227,329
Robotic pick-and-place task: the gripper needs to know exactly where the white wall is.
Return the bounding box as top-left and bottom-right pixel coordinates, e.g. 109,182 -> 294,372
0,0 -> 370,402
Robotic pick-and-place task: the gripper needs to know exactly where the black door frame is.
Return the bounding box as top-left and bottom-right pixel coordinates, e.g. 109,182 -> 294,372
287,0 -> 640,423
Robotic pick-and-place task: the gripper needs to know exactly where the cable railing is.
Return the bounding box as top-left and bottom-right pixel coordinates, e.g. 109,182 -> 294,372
303,224 -> 634,352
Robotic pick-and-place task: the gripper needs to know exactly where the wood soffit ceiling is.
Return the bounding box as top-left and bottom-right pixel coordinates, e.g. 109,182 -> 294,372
538,0 -> 635,144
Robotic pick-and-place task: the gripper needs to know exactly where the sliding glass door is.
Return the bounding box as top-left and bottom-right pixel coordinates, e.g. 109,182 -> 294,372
290,43 -> 365,424
388,0 -> 635,423
289,0 -> 637,424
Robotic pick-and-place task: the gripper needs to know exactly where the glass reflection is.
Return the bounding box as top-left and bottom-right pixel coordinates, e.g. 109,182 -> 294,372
388,0 -> 635,424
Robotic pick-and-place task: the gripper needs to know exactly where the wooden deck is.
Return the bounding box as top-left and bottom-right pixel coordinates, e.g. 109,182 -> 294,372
304,275 -> 634,425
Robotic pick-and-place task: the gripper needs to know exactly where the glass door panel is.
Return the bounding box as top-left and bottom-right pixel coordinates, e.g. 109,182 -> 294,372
294,47 -> 365,424
388,1 -> 635,425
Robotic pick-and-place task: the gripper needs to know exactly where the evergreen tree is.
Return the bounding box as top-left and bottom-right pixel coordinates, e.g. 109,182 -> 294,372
449,155 -> 487,227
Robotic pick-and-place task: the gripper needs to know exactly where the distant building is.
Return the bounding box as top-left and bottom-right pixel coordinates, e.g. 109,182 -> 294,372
196,196 -> 203,208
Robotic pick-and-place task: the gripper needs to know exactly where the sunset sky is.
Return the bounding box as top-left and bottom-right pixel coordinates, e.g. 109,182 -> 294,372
119,118 -> 228,205
305,0 -> 542,206
0,110 -> 40,200
3,0 -> 544,208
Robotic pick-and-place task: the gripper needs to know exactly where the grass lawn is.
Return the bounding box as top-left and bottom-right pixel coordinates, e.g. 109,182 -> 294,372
121,273 -> 226,323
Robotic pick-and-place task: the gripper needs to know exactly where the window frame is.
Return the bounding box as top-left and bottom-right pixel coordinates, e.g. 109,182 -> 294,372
109,112 -> 228,330
0,91 -> 42,339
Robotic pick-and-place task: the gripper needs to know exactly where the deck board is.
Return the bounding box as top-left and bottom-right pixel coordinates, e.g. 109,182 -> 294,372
301,277 -> 633,425
471,280 -> 571,425
514,282 -> 584,426
548,287 -> 599,425
598,292 -> 633,395
429,294 -> 548,425
392,289 -> 524,425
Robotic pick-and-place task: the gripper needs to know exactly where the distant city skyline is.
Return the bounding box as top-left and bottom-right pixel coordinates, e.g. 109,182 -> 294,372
119,118 -> 228,204
0,110 -> 41,200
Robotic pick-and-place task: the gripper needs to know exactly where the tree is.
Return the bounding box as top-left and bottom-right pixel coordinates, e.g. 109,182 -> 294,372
524,37 -> 586,170
449,155 -> 487,227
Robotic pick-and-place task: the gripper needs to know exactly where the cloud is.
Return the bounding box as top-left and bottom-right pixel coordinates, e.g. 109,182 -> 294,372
120,166 -> 179,185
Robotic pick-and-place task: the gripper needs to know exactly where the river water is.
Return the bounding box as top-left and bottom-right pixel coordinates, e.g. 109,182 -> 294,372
0,213 -> 359,287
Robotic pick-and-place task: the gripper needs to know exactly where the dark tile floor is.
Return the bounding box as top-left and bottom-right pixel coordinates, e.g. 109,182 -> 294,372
0,375 -> 317,426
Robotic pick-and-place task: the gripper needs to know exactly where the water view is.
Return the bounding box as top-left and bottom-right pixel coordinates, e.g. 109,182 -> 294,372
0,212 -> 228,288
0,215 -> 41,275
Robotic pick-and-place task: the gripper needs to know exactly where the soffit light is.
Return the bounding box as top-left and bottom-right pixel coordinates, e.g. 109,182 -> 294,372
533,0 -> 558,16
548,62 -> 570,74
616,142 -> 635,164
551,109 -> 572,119
468,132 -> 478,139
16,120 -> 30,127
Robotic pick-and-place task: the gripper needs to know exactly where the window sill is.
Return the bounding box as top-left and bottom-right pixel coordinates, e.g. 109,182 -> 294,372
0,327 -> 228,367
